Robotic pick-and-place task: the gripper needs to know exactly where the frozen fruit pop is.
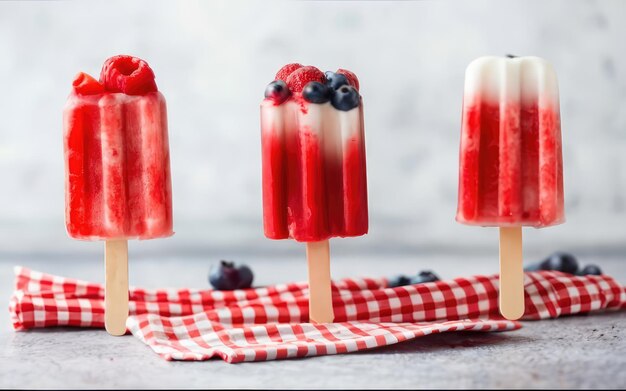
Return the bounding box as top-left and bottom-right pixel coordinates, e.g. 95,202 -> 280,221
261,66 -> 368,242
261,64 -> 368,322
457,56 -> 564,227
456,55 -> 565,320
63,55 -> 173,335
65,57 -> 172,240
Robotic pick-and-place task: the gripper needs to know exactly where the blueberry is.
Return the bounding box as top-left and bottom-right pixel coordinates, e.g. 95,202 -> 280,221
388,275 -> 411,288
331,85 -> 360,111
324,71 -> 349,90
539,252 -> 579,274
409,270 -> 440,285
579,264 -> 602,276
209,260 -> 254,290
264,80 -> 290,104
237,265 -> 254,289
302,81 -> 331,104
209,260 -> 238,290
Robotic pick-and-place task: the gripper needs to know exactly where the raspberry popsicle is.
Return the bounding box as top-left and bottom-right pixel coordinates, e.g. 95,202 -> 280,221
456,55 -> 564,319
63,55 -> 172,335
261,64 -> 368,322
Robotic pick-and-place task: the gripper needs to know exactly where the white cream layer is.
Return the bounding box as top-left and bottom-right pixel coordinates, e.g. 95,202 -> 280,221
260,99 -> 363,160
464,56 -> 559,107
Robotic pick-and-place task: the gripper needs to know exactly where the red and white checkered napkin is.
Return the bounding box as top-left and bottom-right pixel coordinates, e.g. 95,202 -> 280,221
10,267 -> 626,363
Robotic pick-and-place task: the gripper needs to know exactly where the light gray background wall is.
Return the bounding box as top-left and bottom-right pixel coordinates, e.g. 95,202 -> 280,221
0,0 -> 624,259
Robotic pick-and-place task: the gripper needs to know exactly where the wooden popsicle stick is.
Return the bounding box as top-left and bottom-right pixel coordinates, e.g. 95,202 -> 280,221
498,227 -> 525,320
306,240 -> 334,323
105,240 -> 129,336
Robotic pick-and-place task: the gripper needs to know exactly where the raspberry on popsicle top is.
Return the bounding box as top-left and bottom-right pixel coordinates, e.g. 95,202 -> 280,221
265,63 -> 361,110
71,55 -> 158,96
72,72 -> 105,95
275,63 -> 303,82
285,66 -> 326,93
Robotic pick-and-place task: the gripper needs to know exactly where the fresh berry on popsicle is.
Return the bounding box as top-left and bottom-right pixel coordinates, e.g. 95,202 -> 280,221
72,72 -> 105,95
275,62 -> 303,82
99,54 -> 158,95
285,66 -> 326,92
336,68 -> 360,90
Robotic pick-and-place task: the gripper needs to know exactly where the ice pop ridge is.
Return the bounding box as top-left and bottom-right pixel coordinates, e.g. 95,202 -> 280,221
261,64 -> 368,242
457,56 -> 564,228
64,55 -> 173,240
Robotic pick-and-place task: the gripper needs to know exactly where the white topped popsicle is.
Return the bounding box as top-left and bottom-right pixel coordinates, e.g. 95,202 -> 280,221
456,55 -> 565,320
458,55 -> 564,228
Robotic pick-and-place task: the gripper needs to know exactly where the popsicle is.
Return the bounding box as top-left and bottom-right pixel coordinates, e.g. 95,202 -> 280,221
261,64 -> 368,322
63,55 -> 173,335
456,55 -> 564,319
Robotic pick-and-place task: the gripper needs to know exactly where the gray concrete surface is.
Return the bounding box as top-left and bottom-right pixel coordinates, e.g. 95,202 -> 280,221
1,253 -> 625,389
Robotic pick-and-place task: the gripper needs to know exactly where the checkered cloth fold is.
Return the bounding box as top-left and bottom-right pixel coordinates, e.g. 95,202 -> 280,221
9,266 -> 626,363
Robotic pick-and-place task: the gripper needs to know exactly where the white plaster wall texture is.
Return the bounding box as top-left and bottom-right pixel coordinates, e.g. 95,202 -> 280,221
0,0 -> 624,257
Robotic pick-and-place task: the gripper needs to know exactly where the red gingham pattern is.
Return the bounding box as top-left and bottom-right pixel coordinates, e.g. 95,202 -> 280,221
9,266 -> 626,362
129,316 -> 517,362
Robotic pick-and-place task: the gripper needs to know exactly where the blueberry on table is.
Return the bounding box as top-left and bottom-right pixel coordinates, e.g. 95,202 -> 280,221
540,252 -> 579,274
388,275 -> 411,288
324,71 -> 349,90
331,85 -> 360,111
264,80 -> 290,104
579,264 -> 603,276
302,81 -> 331,103
209,260 -> 254,290
409,270 -> 440,285
237,264 -> 254,289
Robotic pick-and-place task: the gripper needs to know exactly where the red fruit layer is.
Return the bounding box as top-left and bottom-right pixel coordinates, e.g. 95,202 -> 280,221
336,69 -> 359,91
456,98 -> 564,227
72,72 -> 105,95
100,55 -> 158,95
64,92 -> 173,240
275,63 -> 303,82
261,102 -> 368,242
285,66 -> 325,93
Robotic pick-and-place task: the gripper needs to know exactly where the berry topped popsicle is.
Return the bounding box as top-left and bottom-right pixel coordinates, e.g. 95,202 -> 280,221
261,63 -> 368,323
456,55 -> 564,320
63,55 -> 173,335
65,56 -> 172,240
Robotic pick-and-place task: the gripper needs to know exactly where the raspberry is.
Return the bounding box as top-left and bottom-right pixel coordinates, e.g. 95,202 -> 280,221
336,68 -> 359,91
72,72 -> 105,95
99,55 -> 158,95
285,66 -> 325,93
275,63 -> 302,82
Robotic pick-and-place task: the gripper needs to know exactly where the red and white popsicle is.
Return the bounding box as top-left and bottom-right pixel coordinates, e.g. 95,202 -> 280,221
457,55 -> 564,320
261,64 -> 368,323
64,55 -> 173,335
